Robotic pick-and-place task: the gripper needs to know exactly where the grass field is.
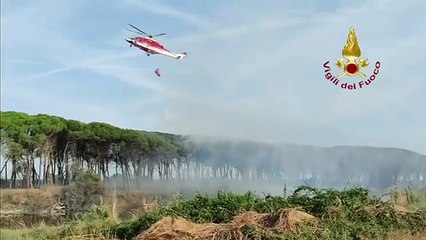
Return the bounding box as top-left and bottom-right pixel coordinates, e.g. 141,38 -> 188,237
1,185 -> 426,240
1,229 -> 31,240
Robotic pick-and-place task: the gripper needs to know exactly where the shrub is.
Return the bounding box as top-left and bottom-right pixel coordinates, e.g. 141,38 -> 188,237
60,166 -> 106,217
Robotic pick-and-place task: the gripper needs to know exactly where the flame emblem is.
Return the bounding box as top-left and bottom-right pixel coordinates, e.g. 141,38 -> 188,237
336,27 -> 369,78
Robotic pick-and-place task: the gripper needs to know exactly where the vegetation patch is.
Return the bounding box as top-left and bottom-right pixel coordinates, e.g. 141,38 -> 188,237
110,186 -> 426,240
1,186 -> 425,239
0,187 -> 61,211
60,167 -> 106,217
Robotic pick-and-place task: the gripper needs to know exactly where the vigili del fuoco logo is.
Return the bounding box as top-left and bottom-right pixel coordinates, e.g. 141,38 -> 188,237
323,27 -> 381,90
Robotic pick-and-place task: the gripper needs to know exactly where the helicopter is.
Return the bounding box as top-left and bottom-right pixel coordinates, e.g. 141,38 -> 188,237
125,24 -> 187,59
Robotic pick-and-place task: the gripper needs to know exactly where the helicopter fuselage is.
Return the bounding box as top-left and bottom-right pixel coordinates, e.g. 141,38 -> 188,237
126,36 -> 187,59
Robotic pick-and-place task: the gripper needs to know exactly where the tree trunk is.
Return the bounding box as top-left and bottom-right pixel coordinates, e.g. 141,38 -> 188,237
52,159 -> 56,185
30,155 -> 36,188
40,154 -> 47,186
11,159 -> 17,188
26,155 -> 31,188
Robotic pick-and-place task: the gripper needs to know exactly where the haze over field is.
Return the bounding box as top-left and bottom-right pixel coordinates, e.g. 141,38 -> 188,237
1,111 -> 425,195
2,0 -> 426,156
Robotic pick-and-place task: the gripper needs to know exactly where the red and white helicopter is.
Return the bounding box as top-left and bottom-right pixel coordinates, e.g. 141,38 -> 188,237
126,24 -> 187,60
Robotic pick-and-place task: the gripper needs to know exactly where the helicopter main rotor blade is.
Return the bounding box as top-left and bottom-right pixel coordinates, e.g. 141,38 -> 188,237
126,29 -> 146,36
153,33 -> 167,37
128,24 -> 150,36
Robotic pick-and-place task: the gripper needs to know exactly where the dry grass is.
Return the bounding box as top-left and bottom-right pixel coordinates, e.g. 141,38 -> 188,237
0,186 -> 62,210
231,211 -> 268,226
135,208 -> 317,240
391,231 -> 426,240
136,216 -> 244,240
389,186 -> 426,212
269,208 -> 318,234
100,188 -> 160,220
0,221 -> 59,240
1,186 -> 160,221
1,228 -> 34,240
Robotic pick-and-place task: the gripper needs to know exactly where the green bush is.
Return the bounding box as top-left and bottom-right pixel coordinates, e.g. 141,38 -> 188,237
60,166 -> 106,217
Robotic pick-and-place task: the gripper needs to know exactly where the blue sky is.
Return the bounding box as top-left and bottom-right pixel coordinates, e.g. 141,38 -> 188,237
1,0 -> 426,154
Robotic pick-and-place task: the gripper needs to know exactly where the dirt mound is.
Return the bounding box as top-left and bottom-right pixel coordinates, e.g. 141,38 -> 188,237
136,209 -> 317,240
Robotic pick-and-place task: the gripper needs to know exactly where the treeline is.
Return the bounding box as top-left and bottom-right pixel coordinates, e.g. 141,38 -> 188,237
1,111 -> 425,190
0,111 -> 267,189
0,111 -> 191,189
